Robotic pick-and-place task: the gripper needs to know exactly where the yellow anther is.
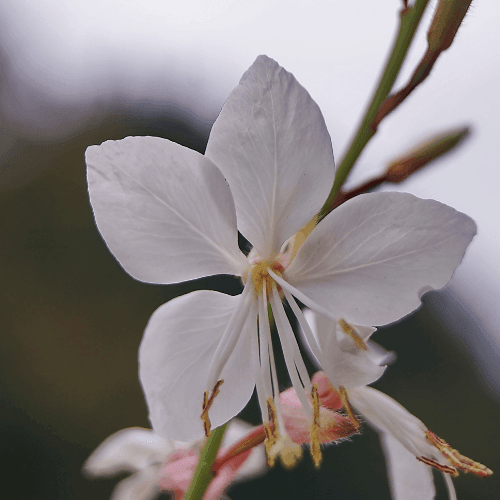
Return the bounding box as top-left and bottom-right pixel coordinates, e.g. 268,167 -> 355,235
200,379 -> 224,437
264,397 -> 279,467
417,456 -> 458,477
269,434 -> 303,470
264,422 -> 276,467
339,386 -> 361,429
310,383 -> 322,468
338,318 -> 368,350
425,430 -> 493,478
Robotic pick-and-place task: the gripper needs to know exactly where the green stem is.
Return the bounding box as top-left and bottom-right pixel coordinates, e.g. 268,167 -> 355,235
319,0 -> 430,218
183,423 -> 228,500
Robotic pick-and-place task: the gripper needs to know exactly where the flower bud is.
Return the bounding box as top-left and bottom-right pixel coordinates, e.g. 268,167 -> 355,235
386,126 -> 470,183
427,0 -> 473,53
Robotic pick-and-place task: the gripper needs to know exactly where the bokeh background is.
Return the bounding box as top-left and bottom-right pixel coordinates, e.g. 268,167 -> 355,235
1,1 -> 499,499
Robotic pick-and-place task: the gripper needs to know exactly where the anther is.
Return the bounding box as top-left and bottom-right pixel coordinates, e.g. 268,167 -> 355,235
339,386 -> 361,429
417,456 -> 459,476
310,383 -> 322,468
264,397 -> 279,467
339,319 -> 368,350
425,429 -> 493,477
201,379 -> 224,437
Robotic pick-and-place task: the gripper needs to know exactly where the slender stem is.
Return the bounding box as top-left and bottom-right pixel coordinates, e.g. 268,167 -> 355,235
319,0 -> 430,218
183,423 -> 228,500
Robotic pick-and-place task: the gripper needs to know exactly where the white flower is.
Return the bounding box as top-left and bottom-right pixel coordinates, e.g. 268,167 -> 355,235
301,311 -> 492,500
83,420 -> 265,500
83,427 -> 187,500
86,55 -> 476,463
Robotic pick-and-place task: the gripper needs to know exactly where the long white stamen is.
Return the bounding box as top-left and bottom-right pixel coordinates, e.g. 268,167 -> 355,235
442,471 -> 457,500
267,269 -> 338,322
270,283 -> 312,420
252,304 -> 270,423
206,280 -> 254,390
262,281 -> 285,432
282,288 -> 327,377
258,287 -> 273,398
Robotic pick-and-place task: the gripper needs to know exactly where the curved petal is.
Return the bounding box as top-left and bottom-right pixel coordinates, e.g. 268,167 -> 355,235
380,432 -> 436,500
298,310 -> 385,389
111,468 -> 161,500
337,352 -> 386,389
349,386 -> 432,459
83,428 -> 176,476
139,290 -> 255,442
205,55 -> 335,258
87,136 -> 246,284
286,192 -> 476,325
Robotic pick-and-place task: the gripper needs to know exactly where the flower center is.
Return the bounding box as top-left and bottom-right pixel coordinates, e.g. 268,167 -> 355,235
243,259 -> 285,297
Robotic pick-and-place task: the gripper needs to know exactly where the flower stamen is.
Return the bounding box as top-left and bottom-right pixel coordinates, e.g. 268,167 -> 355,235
417,456 -> 459,476
425,429 -> 493,477
201,379 -> 224,437
338,318 -> 368,350
243,260 -> 284,297
340,386 -> 361,429
310,383 -> 322,468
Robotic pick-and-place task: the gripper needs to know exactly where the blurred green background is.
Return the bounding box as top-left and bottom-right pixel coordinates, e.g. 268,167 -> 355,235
1,102 -> 499,499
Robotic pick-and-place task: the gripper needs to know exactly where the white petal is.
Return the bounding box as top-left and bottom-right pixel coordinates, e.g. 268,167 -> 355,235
336,351 -> 386,388
380,432 -> 436,500
83,428 -> 177,476
205,55 -> 335,258
286,192 -> 476,325
87,136 -> 246,284
349,386 -> 432,459
111,468 -> 161,500
139,290 -> 255,442
298,310 -> 385,388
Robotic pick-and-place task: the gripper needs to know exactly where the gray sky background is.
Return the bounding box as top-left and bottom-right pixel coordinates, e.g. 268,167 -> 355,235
2,0 -> 499,388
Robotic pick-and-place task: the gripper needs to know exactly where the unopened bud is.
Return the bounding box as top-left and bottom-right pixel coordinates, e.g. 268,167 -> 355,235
386,126 -> 470,183
427,0 -> 473,53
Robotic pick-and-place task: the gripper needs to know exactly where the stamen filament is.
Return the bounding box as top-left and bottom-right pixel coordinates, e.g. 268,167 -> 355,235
252,307 -> 271,426
267,269 -> 338,322
442,471 -> 458,500
270,283 -> 312,420
258,286 -> 273,398
262,282 -> 286,432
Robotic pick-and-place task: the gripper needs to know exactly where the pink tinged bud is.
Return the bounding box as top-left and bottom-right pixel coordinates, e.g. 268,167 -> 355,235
160,449 -> 198,495
280,382 -> 357,445
385,127 -> 470,183
311,371 -> 343,410
160,447 -> 253,500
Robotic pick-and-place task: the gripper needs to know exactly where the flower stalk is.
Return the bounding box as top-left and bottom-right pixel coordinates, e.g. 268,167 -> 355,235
372,0 -> 473,128
320,0 -> 430,218
183,423 -> 228,500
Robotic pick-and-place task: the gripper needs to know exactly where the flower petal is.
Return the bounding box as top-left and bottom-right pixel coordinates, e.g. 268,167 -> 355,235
205,55 -> 335,258
83,428 -> 177,476
86,136 -> 246,284
110,468 -> 161,500
286,192 -> 476,325
349,386 -> 432,459
380,431 -> 436,500
139,290 -> 255,441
